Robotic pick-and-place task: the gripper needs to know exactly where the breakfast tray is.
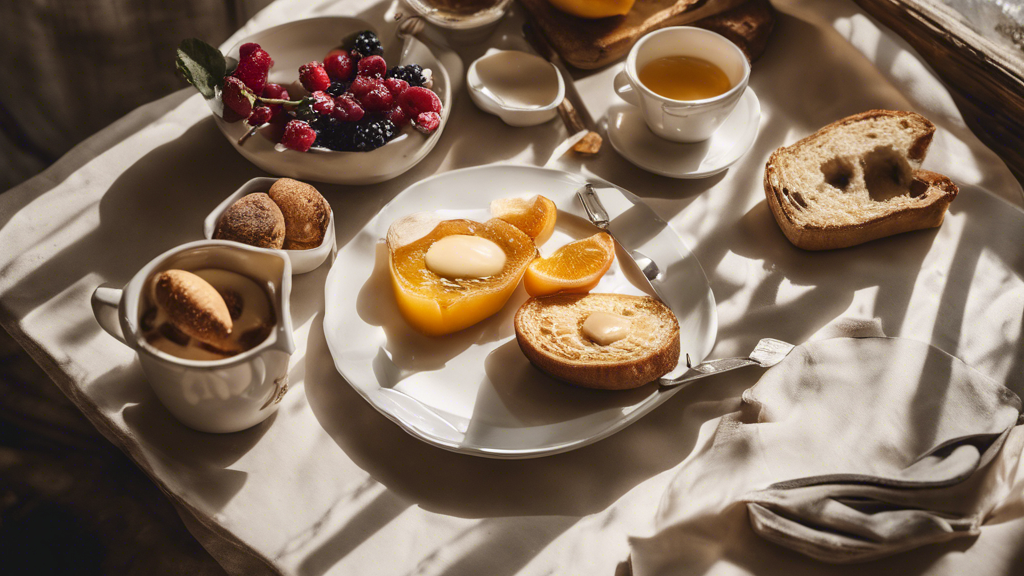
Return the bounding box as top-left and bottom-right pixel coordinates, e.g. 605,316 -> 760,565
517,0 -> 776,69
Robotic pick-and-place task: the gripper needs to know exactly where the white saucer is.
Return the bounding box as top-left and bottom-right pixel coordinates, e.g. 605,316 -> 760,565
607,87 -> 761,179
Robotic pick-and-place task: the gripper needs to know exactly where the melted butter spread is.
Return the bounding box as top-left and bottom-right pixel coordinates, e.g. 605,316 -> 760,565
582,311 -> 630,346
424,235 -> 506,279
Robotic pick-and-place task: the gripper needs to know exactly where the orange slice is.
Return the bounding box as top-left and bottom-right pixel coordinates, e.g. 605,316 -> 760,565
490,195 -> 557,246
524,232 -> 615,297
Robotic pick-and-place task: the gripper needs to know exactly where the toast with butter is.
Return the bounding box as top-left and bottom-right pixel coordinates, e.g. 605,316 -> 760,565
514,293 -> 679,390
764,110 -> 958,250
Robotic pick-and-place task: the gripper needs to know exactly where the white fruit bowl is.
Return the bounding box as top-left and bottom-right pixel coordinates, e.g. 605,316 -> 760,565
208,17 -> 451,185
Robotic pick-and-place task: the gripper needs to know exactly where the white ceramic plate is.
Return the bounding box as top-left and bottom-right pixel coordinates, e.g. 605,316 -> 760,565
322,165 -> 718,458
607,87 -> 761,179
210,17 -> 452,185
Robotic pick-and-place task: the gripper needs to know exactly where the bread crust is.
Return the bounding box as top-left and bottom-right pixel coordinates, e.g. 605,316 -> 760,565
154,270 -> 233,343
268,178 -> 331,249
763,110 -> 958,250
514,293 -> 680,390
214,193 -> 286,249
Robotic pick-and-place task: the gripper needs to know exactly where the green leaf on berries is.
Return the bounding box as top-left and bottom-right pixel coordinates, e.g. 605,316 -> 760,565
176,38 -> 226,99
293,96 -> 318,121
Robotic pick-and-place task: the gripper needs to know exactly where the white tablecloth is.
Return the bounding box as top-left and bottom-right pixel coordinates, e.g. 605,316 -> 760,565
1,0 -> 1023,575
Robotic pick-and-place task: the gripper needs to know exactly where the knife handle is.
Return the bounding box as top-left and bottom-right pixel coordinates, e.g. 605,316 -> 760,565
577,184 -> 610,228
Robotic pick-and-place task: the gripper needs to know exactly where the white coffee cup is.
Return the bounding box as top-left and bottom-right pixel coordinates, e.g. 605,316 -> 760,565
91,240 -> 296,433
613,27 -> 750,143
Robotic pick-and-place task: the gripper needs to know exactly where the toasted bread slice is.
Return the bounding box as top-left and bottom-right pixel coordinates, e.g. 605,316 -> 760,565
514,293 -> 680,390
764,110 -> 959,250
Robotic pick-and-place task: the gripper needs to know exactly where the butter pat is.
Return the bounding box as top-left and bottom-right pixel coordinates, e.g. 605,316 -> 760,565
424,234 -> 506,279
582,311 -> 630,346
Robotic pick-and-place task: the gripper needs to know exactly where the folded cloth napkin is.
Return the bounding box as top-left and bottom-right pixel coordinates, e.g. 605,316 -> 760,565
630,320 -> 1024,571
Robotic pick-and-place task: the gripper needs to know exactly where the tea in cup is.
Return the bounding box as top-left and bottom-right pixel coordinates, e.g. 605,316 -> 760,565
614,27 -> 750,143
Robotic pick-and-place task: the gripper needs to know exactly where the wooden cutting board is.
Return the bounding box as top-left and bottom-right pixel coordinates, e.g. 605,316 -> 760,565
518,0 -> 776,69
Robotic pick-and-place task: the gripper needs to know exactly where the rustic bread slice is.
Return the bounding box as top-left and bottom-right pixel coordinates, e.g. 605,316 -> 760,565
764,110 -> 958,250
514,293 -> 679,390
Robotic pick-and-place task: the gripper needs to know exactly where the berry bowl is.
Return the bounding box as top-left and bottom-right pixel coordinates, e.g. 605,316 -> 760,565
206,17 -> 451,185
203,177 -> 336,275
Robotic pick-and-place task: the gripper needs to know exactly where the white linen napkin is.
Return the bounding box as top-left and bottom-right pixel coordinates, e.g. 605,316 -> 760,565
630,318 -> 1023,571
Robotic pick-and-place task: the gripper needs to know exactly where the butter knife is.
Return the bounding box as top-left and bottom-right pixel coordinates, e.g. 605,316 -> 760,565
576,183 -> 667,303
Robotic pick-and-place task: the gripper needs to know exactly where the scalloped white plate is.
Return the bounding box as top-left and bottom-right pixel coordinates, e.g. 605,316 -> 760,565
323,165 -> 718,458
209,17 -> 452,185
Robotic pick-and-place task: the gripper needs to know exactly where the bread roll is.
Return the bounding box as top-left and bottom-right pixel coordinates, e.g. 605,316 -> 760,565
214,193 -> 286,249
153,269 -> 232,344
268,178 -> 331,250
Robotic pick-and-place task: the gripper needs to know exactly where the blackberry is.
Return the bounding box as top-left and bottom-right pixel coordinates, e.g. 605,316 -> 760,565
310,115 -> 396,152
325,81 -> 350,97
387,64 -> 426,87
309,116 -> 347,149
351,30 -> 383,59
351,117 -> 396,151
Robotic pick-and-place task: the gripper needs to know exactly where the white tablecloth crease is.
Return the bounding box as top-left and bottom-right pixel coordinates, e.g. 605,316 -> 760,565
0,0 -> 1022,575
631,320 -> 1024,571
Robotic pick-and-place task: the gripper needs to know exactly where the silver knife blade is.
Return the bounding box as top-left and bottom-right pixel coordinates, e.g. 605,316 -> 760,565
575,183 -> 670,306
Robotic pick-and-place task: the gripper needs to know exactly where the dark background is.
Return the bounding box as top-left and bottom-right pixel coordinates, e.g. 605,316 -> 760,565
0,1 -> 271,573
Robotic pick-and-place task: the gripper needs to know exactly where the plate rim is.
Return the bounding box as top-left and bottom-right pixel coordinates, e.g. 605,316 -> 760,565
322,164 -> 718,459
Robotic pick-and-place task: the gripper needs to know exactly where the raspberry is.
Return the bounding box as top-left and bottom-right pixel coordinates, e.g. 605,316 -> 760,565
239,42 -> 260,59
281,120 -> 317,151
398,86 -> 442,117
262,84 -> 290,123
412,111 -> 440,134
387,64 -> 426,87
331,96 -> 364,122
324,51 -> 355,82
247,106 -> 272,126
386,106 -> 409,126
299,61 -> 331,92
233,43 -> 273,94
351,31 -> 383,59
221,76 -> 255,120
349,76 -> 380,99
310,91 -> 335,115
358,86 -> 393,112
383,77 -> 409,97
357,55 -> 387,79
262,83 -> 288,99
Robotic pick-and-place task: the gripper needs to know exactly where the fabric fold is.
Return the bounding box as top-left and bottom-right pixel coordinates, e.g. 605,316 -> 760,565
631,322 -> 1023,571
